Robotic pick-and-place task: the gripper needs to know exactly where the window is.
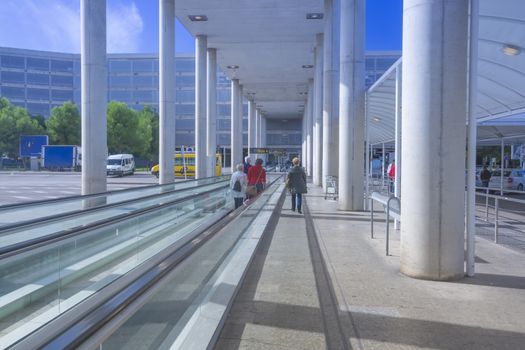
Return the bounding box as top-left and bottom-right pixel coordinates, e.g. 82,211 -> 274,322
217,119 -> 231,131
176,104 -> 195,115
176,75 -> 195,87
176,90 -> 195,103
175,133 -> 195,146
217,89 -> 230,102
27,58 -> 49,71
51,75 -> 73,87
242,119 -> 248,131
1,86 -> 25,99
27,88 -> 50,101
133,75 -> 153,87
109,60 -> 132,73
27,73 -> 49,86
133,90 -> 154,102
132,60 -> 153,72
175,119 -> 195,130
52,90 -> 73,102
217,104 -> 231,116
51,59 -> 74,73
110,76 -> 132,87
1,71 -> 25,84
176,59 -> 195,72
27,103 -> 50,116
110,90 -> 132,101
1,55 -> 24,69
217,133 -> 231,146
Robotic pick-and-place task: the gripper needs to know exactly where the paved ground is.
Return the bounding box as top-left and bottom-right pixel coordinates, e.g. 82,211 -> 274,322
0,171 -> 158,205
217,184 -> 525,349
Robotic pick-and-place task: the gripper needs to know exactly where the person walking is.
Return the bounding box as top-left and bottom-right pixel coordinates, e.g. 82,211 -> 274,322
287,157 -> 307,213
230,163 -> 247,209
243,156 -> 252,175
480,165 -> 491,188
247,158 -> 267,196
388,160 -> 396,193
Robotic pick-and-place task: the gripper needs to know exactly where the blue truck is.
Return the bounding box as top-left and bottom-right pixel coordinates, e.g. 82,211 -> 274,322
42,145 -> 81,171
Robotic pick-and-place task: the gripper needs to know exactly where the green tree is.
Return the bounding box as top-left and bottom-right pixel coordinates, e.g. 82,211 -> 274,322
32,115 -> 47,130
107,101 -> 151,157
0,97 -> 45,157
46,102 -> 81,145
138,106 -> 157,161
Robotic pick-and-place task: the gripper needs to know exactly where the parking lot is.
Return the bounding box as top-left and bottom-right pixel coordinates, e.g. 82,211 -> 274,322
0,172 -> 158,206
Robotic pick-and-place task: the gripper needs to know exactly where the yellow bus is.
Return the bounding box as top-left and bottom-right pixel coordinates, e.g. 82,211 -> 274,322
151,153 -> 222,178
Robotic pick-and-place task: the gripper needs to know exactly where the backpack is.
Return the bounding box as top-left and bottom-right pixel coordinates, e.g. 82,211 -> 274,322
233,179 -> 242,192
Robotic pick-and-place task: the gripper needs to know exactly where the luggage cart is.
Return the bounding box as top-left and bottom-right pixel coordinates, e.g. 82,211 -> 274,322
325,175 -> 338,200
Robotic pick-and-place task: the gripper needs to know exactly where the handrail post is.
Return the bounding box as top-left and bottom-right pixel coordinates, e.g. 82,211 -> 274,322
386,202 -> 390,256
370,197 -> 374,239
485,187 -> 489,221
494,197 -> 499,243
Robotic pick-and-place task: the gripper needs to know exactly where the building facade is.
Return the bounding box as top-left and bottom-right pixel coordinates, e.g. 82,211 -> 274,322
0,47 -> 400,151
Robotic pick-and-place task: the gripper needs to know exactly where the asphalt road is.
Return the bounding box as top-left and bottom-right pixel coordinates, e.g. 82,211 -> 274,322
0,172 -> 158,206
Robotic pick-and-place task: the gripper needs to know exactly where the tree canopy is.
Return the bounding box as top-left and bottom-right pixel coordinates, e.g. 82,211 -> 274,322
46,102 -> 81,145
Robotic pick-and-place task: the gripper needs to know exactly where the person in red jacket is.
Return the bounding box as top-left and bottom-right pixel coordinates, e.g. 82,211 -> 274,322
388,160 -> 396,193
247,158 -> 267,193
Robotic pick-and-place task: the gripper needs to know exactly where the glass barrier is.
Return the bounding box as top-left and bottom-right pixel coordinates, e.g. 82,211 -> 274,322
0,185 -> 234,349
0,176 -> 229,229
0,181 -> 229,251
100,180 -> 281,349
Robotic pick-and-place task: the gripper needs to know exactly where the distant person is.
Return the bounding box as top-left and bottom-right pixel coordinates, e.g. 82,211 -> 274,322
388,160 -> 396,193
480,165 -> 492,188
230,163 -> 247,209
243,156 -> 252,175
286,157 -> 307,213
247,158 -> 267,195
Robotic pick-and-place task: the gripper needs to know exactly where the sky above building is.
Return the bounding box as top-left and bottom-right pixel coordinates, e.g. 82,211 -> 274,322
0,0 -> 402,54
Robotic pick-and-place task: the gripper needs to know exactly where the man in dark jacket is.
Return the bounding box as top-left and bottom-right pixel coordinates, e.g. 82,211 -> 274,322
287,157 -> 307,213
480,165 -> 491,187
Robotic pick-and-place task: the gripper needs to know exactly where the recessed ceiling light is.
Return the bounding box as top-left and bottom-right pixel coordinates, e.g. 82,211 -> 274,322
188,15 -> 208,22
502,44 -> 521,56
227,65 -> 239,69
302,64 -> 314,69
372,116 -> 381,123
306,13 -> 323,20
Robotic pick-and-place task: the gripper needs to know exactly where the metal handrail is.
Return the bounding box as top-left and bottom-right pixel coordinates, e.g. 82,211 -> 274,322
369,191 -> 400,256
0,183 -> 230,260
18,174 -> 284,350
0,178 -> 229,234
0,174 -> 229,211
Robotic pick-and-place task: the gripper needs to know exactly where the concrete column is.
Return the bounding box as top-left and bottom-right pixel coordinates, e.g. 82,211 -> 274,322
306,79 -> 314,177
322,0 -> 340,189
248,100 -> 256,159
261,115 -> 267,164
255,108 -> 261,148
206,48 -> 217,177
401,0 -> 469,280
313,34 -> 324,186
394,65 -> 402,228
302,109 -> 307,166
231,79 -> 242,172
195,35 -> 207,179
338,0 -> 365,211
81,0 -> 107,195
159,0 -> 176,184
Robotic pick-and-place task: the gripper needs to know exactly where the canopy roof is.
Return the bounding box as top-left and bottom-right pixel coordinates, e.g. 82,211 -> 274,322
367,0 -> 525,144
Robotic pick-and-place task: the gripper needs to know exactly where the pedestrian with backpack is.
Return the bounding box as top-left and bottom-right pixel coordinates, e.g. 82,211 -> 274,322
286,157 -> 307,213
230,163 -> 247,209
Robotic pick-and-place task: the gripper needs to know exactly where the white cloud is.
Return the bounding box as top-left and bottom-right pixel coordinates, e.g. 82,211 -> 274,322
0,0 -> 144,53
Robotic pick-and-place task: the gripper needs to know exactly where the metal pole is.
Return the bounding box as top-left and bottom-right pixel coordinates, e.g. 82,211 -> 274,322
370,198 -> 374,238
494,197 -> 499,243
382,142 -> 385,190
386,202 -> 390,256
500,137 -> 504,196
466,0 -> 479,277
485,187 -> 489,220
365,94 -> 370,210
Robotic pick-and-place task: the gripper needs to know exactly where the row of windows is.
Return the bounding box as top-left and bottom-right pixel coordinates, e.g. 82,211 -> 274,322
1,71 -> 73,87
0,87 -> 73,101
267,134 -> 302,146
0,55 -> 75,72
174,133 -> 250,147
109,59 -> 196,73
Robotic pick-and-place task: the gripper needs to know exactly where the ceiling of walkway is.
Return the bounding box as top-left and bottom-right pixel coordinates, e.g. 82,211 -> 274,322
367,0 -> 525,144
177,0 -> 323,119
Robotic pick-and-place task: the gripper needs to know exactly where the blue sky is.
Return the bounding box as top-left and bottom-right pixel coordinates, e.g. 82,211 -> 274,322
0,0 -> 402,54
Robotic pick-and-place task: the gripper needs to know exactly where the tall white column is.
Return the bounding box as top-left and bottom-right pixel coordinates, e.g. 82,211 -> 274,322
302,109 -> 307,166
338,0 -> 365,211
206,48 -> 217,177
231,79 -> 242,172
401,0 -> 469,280
322,0 -> 340,189
81,0 -> 107,196
261,115 -> 267,163
255,108 -> 261,148
159,0 -> 176,184
394,65 -> 402,228
313,34 -> 324,186
248,100 -> 256,159
306,79 -> 314,177
195,35 -> 207,179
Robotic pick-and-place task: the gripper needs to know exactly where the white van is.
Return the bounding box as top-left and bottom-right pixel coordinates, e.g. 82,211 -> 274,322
106,154 -> 135,177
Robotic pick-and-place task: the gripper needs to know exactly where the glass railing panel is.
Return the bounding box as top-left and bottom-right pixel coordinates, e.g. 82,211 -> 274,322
0,176 -> 228,229
0,185 -> 233,349
100,181 -> 281,349
0,181 -> 229,251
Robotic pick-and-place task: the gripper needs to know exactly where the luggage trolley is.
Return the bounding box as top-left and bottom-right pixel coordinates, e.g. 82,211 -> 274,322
324,175 -> 338,200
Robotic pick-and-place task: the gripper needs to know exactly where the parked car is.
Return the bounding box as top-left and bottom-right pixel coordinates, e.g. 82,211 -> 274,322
107,154 -> 135,177
488,169 -> 525,192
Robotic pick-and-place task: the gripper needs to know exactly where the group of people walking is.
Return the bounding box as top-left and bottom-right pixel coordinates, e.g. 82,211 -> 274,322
230,156 -> 307,213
